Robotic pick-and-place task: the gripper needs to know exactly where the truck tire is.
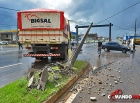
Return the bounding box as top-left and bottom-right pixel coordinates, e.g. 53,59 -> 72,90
35,57 -> 41,60
64,46 -> 68,60
29,52 -> 34,54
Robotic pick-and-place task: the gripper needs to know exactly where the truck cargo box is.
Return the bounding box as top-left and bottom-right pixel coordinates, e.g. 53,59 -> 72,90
17,8 -> 68,44
17,8 -> 65,30
18,30 -> 68,44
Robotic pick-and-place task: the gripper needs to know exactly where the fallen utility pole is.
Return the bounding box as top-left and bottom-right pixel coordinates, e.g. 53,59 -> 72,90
66,22 -> 93,69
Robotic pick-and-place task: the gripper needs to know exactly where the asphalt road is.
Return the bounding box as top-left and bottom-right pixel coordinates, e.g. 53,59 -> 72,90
0,46 -> 35,88
1,43 -> 140,103
56,43 -> 140,103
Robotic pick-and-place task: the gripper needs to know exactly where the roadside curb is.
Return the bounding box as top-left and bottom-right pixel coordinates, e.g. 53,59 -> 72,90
43,63 -> 90,103
0,45 -> 18,48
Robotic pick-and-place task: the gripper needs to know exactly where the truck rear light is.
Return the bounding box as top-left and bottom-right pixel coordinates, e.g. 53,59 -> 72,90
26,39 -> 30,40
51,47 -> 58,50
26,47 -> 31,50
38,39 -> 43,40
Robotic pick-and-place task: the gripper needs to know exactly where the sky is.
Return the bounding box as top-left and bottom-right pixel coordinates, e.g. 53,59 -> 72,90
0,0 -> 140,38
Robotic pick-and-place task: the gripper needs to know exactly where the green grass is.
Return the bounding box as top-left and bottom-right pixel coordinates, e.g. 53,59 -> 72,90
1,44 -> 18,47
0,60 -> 88,103
8,44 -> 18,46
73,60 -> 88,73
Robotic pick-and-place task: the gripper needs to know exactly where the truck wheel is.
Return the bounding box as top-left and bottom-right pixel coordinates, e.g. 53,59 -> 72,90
35,57 -> 40,60
64,46 -> 68,61
122,49 -> 126,53
29,52 -> 34,54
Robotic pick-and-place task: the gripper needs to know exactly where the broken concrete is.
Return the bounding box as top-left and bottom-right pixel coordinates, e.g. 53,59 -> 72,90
101,93 -> 106,96
98,80 -> 102,84
27,68 -> 49,91
114,81 -> 118,84
47,67 -> 52,72
120,81 -> 123,83
40,68 -> 48,84
57,62 -> 65,69
90,97 -> 97,101
27,71 -> 34,80
28,76 -> 35,88
37,68 -> 49,91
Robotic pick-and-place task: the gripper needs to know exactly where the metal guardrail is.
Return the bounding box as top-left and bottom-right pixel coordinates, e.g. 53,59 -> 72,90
67,22 -> 93,69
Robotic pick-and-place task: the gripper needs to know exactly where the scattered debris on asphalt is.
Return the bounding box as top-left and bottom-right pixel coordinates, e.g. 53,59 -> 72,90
90,97 -> 97,101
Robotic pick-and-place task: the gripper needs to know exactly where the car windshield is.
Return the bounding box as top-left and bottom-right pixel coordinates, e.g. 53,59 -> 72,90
107,42 -> 120,45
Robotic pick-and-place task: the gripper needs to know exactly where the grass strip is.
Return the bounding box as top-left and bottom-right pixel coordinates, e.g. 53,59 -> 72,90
0,60 -> 88,103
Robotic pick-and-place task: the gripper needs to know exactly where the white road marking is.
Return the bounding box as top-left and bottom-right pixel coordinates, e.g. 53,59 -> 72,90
0,63 -> 23,69
0,45 -> 3,50
65,93 -> 78,103
65,78 -> 89,102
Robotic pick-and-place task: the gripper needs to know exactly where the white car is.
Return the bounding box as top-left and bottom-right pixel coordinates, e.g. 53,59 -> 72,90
0,41 -> 8,45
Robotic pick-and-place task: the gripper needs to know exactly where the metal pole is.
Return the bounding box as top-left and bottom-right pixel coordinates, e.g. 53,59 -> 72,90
17,20 -> 19,43
76,24 -> 113,28
76,23 -> 113,41
109,23 -> 111,41
76,25 -> 78,44
134,18 -> 137,43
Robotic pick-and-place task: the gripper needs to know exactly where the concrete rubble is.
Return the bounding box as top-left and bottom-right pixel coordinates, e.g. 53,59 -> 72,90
40,50 -> 140,103
28,76 -> 35,88
37,68 -> 49,91
101,93 -> 106,96
27,61 -> 67,91
27,60 -> 78,91
90,97 -> 97,101
27,68 -> 48,91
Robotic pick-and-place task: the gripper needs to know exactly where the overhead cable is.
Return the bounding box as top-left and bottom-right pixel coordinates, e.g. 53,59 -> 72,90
0,6 -> 20,11
95,1 -> 140,24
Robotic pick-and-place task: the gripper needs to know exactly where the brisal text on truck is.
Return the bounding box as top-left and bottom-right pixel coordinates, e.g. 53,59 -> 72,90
17,8 -> 70,60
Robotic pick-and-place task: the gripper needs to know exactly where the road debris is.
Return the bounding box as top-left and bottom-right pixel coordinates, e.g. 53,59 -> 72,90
27,61 -> 70,91
114,81 -> 118,84
101,93 -> 106,96
90,97 -> 97,101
